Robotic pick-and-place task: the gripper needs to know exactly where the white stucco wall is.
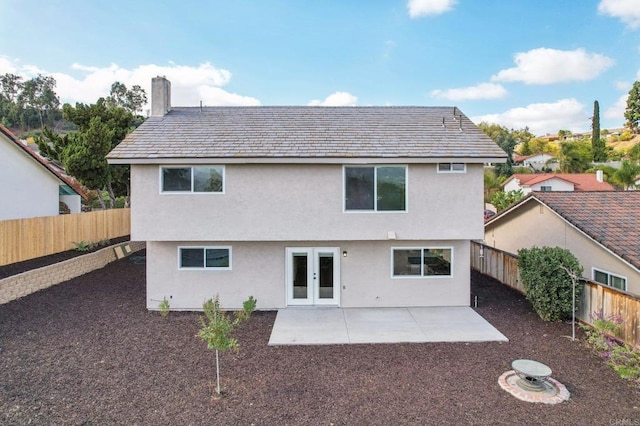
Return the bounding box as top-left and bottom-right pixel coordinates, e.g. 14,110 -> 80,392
504,176 -> 574,194
131,163 -> 485,242
529,178 -> 574,192
503,178 -> 521,193
60,194 -> 81,213
0,135 -> 61,220
523,154 -> 554,171
146,239 -> 471,311
484,200 -> 640,295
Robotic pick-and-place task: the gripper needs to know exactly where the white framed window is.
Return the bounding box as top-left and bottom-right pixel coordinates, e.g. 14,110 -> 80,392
161,166 -> 224,193
592,268 -> 626,291
344,165 -> 407,212
391,247 -> 453,278
437,163 -> 466,173
179,246 -> 231,270
540,185 -> 552,191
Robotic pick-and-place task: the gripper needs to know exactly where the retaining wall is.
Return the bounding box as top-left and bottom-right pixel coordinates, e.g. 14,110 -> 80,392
0,241 -> 145,305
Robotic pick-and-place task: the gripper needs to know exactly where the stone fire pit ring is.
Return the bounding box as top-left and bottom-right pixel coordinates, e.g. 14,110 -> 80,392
498,359 -> 570,404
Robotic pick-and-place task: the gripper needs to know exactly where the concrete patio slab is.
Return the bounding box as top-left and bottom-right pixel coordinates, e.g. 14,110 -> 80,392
268,308 -> 350,345
268,306 -> 508,345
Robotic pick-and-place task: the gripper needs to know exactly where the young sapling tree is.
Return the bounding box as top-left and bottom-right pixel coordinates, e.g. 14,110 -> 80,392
197,295 -> 256,396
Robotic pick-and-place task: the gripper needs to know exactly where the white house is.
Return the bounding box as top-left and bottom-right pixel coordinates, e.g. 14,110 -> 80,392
107,77 -> 507,311
502,172 -> 614,195
513,153 -> 557,171
0,125 -> 84,220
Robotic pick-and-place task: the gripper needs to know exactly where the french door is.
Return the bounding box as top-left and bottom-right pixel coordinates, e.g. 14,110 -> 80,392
286,247 -> 340,306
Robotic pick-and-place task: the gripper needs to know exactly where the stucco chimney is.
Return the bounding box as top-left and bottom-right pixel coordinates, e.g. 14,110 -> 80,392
151,76 -> 171,117
596,169 -> 603,183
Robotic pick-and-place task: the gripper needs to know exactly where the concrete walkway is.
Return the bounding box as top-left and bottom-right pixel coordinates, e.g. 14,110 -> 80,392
268,306 -> 508,345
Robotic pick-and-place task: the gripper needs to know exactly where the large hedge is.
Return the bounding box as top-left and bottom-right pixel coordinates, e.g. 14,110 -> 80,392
518,246 -> 583,322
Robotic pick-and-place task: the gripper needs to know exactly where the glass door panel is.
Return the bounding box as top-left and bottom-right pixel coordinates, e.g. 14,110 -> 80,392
317,253 -> 334,300
286,247 -> 340,306
292,252 -> 309,300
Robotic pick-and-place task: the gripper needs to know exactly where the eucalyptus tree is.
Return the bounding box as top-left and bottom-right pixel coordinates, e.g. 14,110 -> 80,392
17,74 -> 60,129
625,81 -> 640,133
106,81 -> 148,115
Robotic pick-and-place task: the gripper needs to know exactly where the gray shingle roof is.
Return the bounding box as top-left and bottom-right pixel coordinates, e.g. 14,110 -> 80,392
107,106 -> 507,161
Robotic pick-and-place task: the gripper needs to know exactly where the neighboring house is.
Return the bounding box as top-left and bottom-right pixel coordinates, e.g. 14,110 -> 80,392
484,191 -> 640,296
502,172 -> 614,194
107,77 -> 507,311
513,153 -> 557,171
0,125 -> 85,220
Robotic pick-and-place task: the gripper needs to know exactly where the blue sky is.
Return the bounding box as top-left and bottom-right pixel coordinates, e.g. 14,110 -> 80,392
1,0 -> 639,135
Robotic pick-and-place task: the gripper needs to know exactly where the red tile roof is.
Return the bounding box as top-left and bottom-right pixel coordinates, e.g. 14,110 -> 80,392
0,125 -> 87,200
505,173 -> 614,191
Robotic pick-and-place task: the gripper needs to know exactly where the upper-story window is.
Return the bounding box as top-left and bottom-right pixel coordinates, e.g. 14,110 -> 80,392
437,163 -> 466,173
344,165 -> 406,212
540,185 -> 552,191
161,166 -> 224,193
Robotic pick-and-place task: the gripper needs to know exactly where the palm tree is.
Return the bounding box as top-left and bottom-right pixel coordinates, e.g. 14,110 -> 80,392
613,160 -> 640,190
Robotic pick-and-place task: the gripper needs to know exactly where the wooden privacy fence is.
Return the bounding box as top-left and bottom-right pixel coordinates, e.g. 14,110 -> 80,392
0,209 -> 131,266
471,241 -> 640,348
470,241 -> 522,292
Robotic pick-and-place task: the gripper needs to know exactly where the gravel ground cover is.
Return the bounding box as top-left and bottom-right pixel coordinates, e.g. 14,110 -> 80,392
0,253 -> 638,425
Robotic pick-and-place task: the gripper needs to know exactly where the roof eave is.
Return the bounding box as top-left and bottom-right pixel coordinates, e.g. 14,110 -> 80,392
107,155 -> 507,165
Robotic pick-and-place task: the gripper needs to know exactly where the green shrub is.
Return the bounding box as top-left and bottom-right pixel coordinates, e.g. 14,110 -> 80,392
72,241 -> 90,252
518,246 -> 583,321
581,311 -> 640,388
159,298 -> 170,317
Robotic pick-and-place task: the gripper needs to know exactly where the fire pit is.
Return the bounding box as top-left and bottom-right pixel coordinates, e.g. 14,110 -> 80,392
511,359 -> 552,392
498,359 -> 570,404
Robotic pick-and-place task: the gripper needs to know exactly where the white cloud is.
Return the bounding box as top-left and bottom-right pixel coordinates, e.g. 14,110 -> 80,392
604,80 -> 635,122
407,0 -> 457,18
308,92 -> 358,106
0,57 -> 260,111
614,80 -> 630,91
471,98 -> 588,136
491,48 -> 614,85
0,56 -> 18,73
598,0 -> 640,30
604,93 -> 627,122
430,83 -> 507,101
198,86 -> 260,106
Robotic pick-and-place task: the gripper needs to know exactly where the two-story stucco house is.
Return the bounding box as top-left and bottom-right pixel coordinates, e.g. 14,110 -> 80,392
0,125 -> 84,220
107,77 -> 506,310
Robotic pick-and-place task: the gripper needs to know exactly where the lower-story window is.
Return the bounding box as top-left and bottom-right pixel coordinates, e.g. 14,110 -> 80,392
592,268 -> 626,291
392,247 -> 452,277
179,246 -> 231,270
